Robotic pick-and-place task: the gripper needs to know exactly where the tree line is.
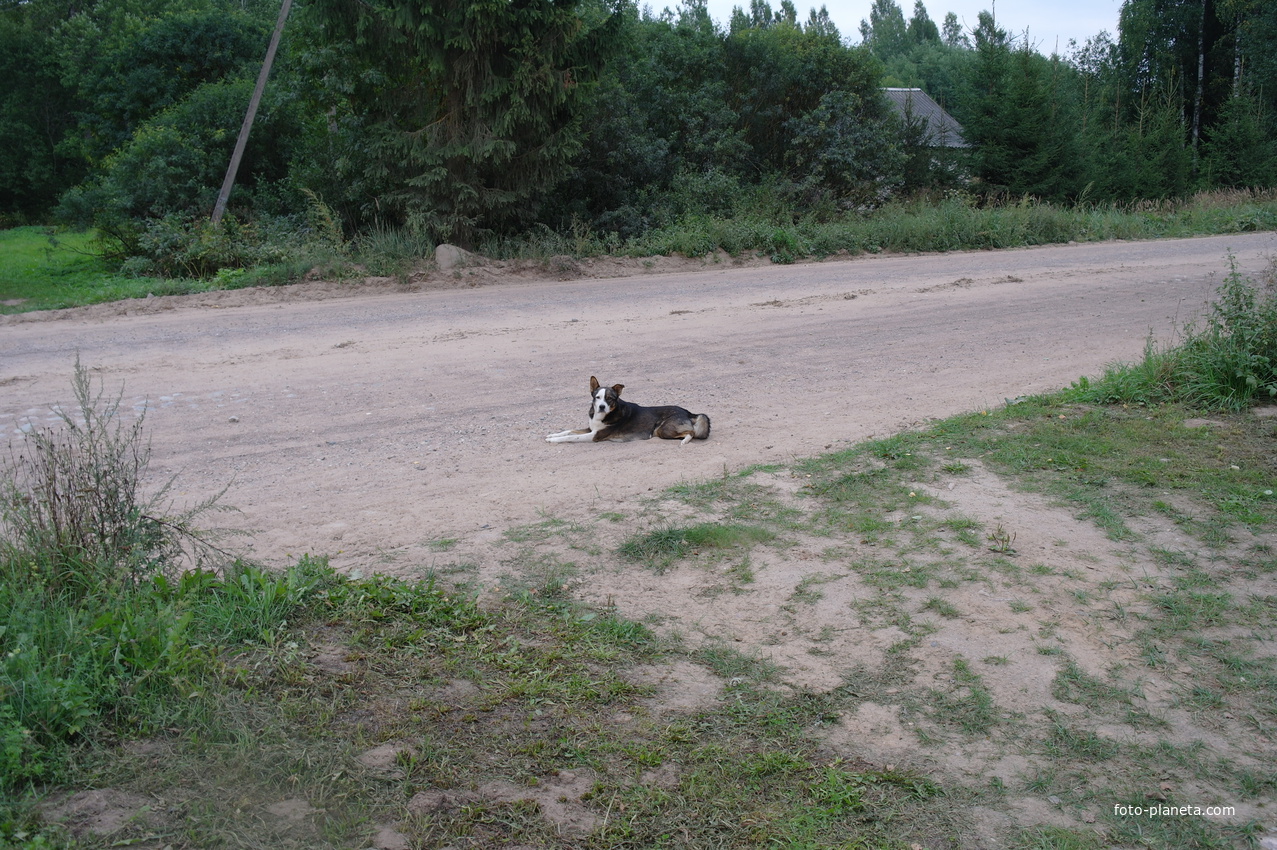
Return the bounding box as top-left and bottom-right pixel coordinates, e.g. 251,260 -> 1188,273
1,0 -> 1274,257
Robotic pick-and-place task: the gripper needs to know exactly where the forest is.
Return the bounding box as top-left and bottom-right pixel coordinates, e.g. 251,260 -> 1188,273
1,0 -> 1275,271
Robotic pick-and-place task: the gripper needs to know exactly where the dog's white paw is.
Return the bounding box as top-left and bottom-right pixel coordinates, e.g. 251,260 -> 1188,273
546,430 -> 591,443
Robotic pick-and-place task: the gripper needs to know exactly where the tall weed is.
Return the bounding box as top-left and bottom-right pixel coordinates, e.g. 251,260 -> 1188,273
1177,256 -> 1277,408
0,363 -> 332,793
1,360 -> 231,595
1072,257 -> 1277,410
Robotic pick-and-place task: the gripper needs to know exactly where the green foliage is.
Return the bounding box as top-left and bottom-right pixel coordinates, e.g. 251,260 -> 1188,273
726,12 -> 885,177
1,0 -> 1274,271
1200,94 -> 1277,189
962,16 -> 1080,202
1076,256 -> 1277,410
0,360 -> 231,592
859,0 -> 909,59
1177,256 -> 1277,407
0,13 -> 82,221
618,521 -> 775,571
0,362 -> 346,792
785,89 -> 904,205
302,0 -> 622,245
119,209 -> 343,279
58,77 -> 315,253
68,7 -> 270,162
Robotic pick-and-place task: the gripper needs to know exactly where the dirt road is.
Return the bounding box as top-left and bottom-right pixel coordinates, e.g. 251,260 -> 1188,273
3,232 -> 1274,571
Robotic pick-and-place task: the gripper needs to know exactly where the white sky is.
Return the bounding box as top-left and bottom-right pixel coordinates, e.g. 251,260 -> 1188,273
699,0 -> 1124,55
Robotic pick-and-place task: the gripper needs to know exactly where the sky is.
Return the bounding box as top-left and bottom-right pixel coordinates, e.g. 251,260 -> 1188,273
700,0 -> 1124,55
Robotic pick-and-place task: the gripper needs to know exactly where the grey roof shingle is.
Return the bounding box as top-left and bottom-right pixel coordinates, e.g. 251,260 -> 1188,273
883,87 -> 968,148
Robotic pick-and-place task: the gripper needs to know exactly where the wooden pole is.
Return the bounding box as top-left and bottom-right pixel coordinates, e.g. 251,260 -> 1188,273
211,0 -> 293,225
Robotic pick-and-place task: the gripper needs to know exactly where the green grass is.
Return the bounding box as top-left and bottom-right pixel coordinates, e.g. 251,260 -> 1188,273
6,189 -> 1277,314
618,521 -> 777,571
0,226 -> 180,312
622,189 -> 1277,262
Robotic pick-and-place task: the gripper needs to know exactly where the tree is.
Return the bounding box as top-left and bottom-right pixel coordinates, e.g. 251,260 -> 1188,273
963,12 -> 1081,201
907,0 -> 940,45
859,0 -> 908,59
1224,0 -> 1277,115
303,0 -> 622,244
1116,0 -> 1234,171
57,76 -> 314,255
67,8 -> 270,164
0,11 -> 82,220
786,90 -> 902,206
728,7 -> 886,179
553,2 -> 744,233
1199,93 -> 1277,188
942,12 -> 969,48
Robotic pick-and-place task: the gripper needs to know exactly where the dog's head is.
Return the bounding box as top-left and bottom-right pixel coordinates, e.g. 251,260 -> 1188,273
588,376 -> 624,419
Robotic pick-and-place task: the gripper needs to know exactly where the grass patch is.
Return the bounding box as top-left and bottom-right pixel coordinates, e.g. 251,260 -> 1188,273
10,194 -> 1277,317
618,521 -> 776,571
0,227 -> 190,313
1051,658 -> 1136,709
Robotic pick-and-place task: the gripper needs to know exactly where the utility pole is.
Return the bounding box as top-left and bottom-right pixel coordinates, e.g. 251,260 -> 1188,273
211,0 -> 293,225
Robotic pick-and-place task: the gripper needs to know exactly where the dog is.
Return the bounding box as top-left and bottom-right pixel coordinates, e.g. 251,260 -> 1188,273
546,377 -> 711,445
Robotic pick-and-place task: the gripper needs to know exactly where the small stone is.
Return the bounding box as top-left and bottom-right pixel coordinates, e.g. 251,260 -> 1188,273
371,825 -> 411,850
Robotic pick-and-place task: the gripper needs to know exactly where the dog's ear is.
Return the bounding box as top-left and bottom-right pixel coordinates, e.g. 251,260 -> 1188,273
590,376 -> 600,392
612,384 -> 625,396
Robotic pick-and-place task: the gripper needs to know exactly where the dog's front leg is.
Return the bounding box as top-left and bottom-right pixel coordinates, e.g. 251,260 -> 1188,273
546,429 -> 595,443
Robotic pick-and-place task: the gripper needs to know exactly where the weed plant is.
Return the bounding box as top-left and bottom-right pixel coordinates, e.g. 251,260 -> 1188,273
0,364 -> 328,801
1073,256 -> 1277,410
1,361 -> 231,591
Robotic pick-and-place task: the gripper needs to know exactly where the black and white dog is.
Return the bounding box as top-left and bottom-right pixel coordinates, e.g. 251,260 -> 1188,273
546,377 -> 711,445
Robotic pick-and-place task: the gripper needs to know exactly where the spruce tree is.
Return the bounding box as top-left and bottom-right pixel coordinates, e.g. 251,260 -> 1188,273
305,0 -> 621,244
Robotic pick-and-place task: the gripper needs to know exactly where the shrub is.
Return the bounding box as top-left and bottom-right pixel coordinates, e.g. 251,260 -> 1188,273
0,363 -> 349,798
1177,256 -> 1277,408
0,359 -> 231,595
1072,256 -> 1277,410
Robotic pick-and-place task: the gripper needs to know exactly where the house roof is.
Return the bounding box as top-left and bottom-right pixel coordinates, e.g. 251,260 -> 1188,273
883,88 -> 968,148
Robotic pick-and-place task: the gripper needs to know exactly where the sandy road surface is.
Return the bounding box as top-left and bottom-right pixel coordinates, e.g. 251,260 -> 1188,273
2,232 -> 1274,572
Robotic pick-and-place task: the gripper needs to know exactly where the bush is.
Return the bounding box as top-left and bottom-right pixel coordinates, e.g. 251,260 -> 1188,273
1176,256 -> 1277,408
1072,256 -> 1277,410
1,360 -> 230,594
0,361 -> 240,790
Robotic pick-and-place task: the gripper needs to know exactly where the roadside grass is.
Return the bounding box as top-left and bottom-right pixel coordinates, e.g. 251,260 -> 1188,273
782,395 -> 1274,846
618,521 -> 778,573
4,188 -> 1277,313
0,227 -> 193,313
5,556 -> 966,849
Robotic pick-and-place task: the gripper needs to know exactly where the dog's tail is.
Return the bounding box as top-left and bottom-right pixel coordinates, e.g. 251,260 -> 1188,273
692,413 -> 711,440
